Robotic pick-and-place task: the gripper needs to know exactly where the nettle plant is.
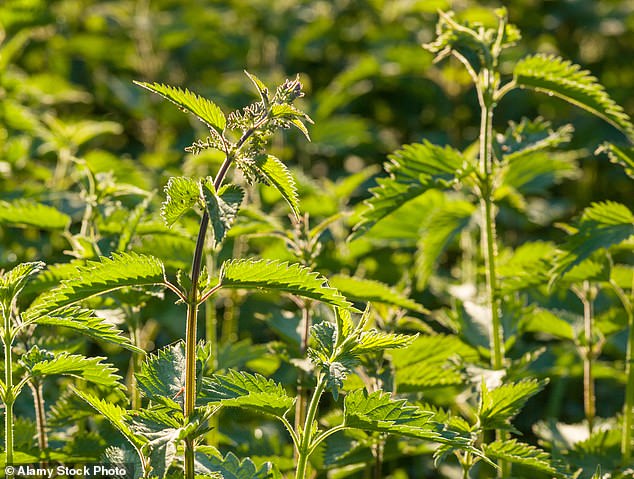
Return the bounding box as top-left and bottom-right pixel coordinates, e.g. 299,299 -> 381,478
1,72 -> 480,479
353,8 -> 633,478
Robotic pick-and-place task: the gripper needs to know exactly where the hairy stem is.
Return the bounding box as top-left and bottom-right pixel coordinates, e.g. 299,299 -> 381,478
2,320 -> 14,467
373,437 -> 384,479
295,376 -> 327,479
184,151 -> 236,479
479,88 -> 503,371
477,59 -> 506,479
29,380 -> 48,467
580,283 -> 595,433
294,305 -> 311,437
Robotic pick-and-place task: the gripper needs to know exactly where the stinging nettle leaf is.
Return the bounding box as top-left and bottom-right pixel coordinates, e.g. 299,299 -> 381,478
350,330 -> 417,356
479,379 -> 547,432
329,274 -> 428,313
351,141 -> 465,240
254,154 -> 300,217
196,451 -> 276,479
483,439 -> 566,477
551,201 -> 634,281
0,199 -> 71,230
219,258 -> 351,309
343,389 -> 475,450
244,70 -> 270,106
391,335 -> 479,391
513,54 -> 634,138
199,370 -> 294,418
499,117 -> 574,161
26,351 -> 122,387
134,81 -> 226,134
201,181 -> 245,247
161,176 -> 201,227
415,198 -> 475,289
0,261 -> 45,306
135,342 -> 186,410
28,307 -> 141,352
73,388 -> 146,451
25,252 -> 166,320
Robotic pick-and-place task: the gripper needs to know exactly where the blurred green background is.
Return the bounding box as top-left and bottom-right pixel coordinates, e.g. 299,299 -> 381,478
2,0 -> 632,203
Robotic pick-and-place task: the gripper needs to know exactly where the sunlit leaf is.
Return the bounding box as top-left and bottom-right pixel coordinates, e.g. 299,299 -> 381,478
134,81 -> 226,134
514,54 -> 634,137
219,259 -> 350,308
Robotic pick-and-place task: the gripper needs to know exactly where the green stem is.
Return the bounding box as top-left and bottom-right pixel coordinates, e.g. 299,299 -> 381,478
295,376 -> 327,479
610,279 -> 634,462
294,305 -> 311,437
204,282 -> 219,447
3,321 -> 14,467
184,105 -> 267,479
29,381 -> 48,451
479,92 -> 503,371
477,59 -> 506,479
184,302 -> 198,479
580,283 -> 595,433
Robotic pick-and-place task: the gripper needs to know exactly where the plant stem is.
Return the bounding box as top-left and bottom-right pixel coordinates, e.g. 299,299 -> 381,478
610,279 -> 634,462
477,58 -> 506,478
2,321 -> 14,467
478,85 -> 503,371
184,152 -> 235,479
580,282 -> 595,433
184,302 -> 198,479
31,381 -> 47,450
295,376 -> 326,479
294,305 -> 311,436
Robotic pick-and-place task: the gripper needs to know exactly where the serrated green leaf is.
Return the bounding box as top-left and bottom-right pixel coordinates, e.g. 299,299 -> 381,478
254,154 -> 300,217
598,142 -> 634,179
25,252 -> 166,320
350,330 -> 416,356
343,389 -> 473,449
0,200 -> 71,230
26,351 -> 122,387
552,201 -> 634,280
415,198 -> 475,288
344,389 -> 432,433
134,81 -> 226,134
479,379 -> 546,432
199,370 -> 294,418
244,71 -> 270,105
329,274 -> 428,313
73,388 -> 146,450
498,241 -> 556,292
351,141 -> 465,239
196,452 -> 276,479
520,309 -> 575,341
136,342 -> 186,411
219,259 -> 351,309
483,439 -> 566,477
129,409 -> 184,479
391,335 -> 479,391
28,307 -> 141,352
161,176 -> 201,227
502,150 -> 580,197
0,261 -> 44,306
499,117 -> 574,161
202,181 -> 245,247
513,54 -> 634,137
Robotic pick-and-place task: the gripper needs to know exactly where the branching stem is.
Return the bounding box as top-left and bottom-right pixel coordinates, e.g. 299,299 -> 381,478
295,375 -> 327,479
